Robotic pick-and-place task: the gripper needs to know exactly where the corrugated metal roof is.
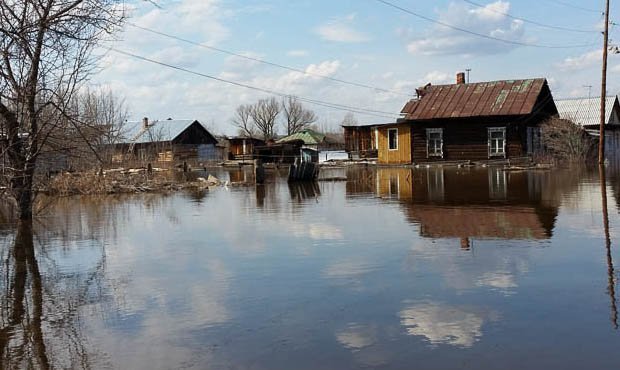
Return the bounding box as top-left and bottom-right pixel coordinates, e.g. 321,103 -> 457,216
401,79 -> 551,120
276,129 -> 326,145
555,96 -> 620,127
120,119 -> 199,144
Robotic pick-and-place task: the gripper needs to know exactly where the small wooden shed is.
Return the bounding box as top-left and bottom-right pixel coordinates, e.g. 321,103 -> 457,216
343,124 -> 378,159
228,137 -> 265,160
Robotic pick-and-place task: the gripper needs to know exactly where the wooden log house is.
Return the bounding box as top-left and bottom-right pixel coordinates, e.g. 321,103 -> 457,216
376,74 -> 558,165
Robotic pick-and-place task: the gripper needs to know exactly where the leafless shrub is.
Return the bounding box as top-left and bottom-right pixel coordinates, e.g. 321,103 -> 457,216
541,118 -> 595,163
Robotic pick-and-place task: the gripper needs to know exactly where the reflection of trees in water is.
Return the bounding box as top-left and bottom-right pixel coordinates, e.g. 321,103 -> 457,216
0,195 -> 145,369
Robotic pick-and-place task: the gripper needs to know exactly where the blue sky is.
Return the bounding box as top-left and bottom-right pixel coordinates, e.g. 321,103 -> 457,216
94,0 -> 620,134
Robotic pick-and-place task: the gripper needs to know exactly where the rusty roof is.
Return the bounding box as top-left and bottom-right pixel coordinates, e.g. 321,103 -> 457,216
401,78 -> 553,120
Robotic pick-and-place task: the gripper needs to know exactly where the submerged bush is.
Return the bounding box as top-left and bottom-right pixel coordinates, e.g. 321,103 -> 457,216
541,118 -> 595,163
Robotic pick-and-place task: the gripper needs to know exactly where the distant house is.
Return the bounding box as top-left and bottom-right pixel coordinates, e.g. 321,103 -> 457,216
276,129 -> 343,152
555,96 -> 620,160
112,118 -> 219,163
555,96 -> 620,130
343,124 -> 379,159
272,129 -> 344,163
254,141 -> 304,164
377,74 -> 558,165
227,137 -> 265,160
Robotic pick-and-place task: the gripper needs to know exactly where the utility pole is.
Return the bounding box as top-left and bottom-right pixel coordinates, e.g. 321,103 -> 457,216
599,0 -> 610,164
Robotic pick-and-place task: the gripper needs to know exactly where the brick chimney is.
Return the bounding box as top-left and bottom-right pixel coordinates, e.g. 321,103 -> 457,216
142,117 -> 149,129
456,72 -> 466,85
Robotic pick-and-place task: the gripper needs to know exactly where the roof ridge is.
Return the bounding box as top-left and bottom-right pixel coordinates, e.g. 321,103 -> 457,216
427,77 -> 545,88
555,96 -> 618,101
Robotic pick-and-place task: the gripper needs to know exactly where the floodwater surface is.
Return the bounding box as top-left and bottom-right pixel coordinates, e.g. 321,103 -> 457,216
1,165 -> 620,369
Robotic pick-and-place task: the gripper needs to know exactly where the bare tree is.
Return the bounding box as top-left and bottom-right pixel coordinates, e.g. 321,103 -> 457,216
282,96 -> 317,135
0,0 -> 125,220
341,112 -> 359,127
39,87 -> 130,166
232,104 -> 256,138
75,87 -> 130,146
250,97 -> 280,140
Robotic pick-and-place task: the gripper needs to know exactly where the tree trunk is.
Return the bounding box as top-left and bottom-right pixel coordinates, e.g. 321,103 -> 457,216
11,162 -> 36,221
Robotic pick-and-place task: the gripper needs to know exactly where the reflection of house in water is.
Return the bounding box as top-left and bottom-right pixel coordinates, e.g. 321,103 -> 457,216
348,167 -> 558,242
345,167 -> 376,196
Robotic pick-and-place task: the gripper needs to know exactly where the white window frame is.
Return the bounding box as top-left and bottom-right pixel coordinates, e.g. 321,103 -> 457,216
426,128 -> 443,158
488,127 -> 506,158
388,128 -> 398,151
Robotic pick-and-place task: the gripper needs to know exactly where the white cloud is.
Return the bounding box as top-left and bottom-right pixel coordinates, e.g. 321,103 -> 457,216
315,13 -> 370,43
419,71 -> 453,85
224,51 -> 266,72
133,0 -> 229,46
405,1 -> 525,56
305,60 -> 341,77
557,50 -> 601,71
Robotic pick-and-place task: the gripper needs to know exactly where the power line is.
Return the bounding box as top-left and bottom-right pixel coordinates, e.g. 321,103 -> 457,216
374,0 -> 596,49
542,0 -> 603,14
127,22 -> 412,98
109,48 -> 401,120
462,0 -> 598,34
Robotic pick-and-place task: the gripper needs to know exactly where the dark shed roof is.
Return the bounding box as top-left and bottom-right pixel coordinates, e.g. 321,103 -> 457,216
401,79 -> 554,120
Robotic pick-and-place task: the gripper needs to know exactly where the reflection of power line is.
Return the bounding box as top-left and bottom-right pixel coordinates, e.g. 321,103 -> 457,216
374,0 -> 596,49
599,165 -> 618,329
462,0 -> 598,33
127,23 -> 411,97
109,48 -> 400,120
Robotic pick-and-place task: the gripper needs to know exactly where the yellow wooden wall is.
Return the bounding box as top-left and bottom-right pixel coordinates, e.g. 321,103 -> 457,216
377,124 -> 412,164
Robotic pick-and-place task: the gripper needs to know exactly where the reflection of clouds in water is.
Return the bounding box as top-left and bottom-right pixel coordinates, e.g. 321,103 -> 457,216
399,302 -> 491,348
477,271 -> 518,295
189,260 -> 232,326
323,259 -> 377,281
408,238 -> 532,294
336,323 -> 377,351
288,221 -> 344,240
84,258 -> 232,369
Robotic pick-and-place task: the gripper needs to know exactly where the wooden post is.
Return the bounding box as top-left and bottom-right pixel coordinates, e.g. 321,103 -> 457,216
599,0 -> 611,164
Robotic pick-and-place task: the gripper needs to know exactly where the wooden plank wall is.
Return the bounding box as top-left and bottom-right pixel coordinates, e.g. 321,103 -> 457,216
411,120 -> 527,161
377,124 -> 412,164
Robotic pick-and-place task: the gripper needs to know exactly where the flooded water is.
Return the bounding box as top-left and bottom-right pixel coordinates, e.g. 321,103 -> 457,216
2,164 -> 620,369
